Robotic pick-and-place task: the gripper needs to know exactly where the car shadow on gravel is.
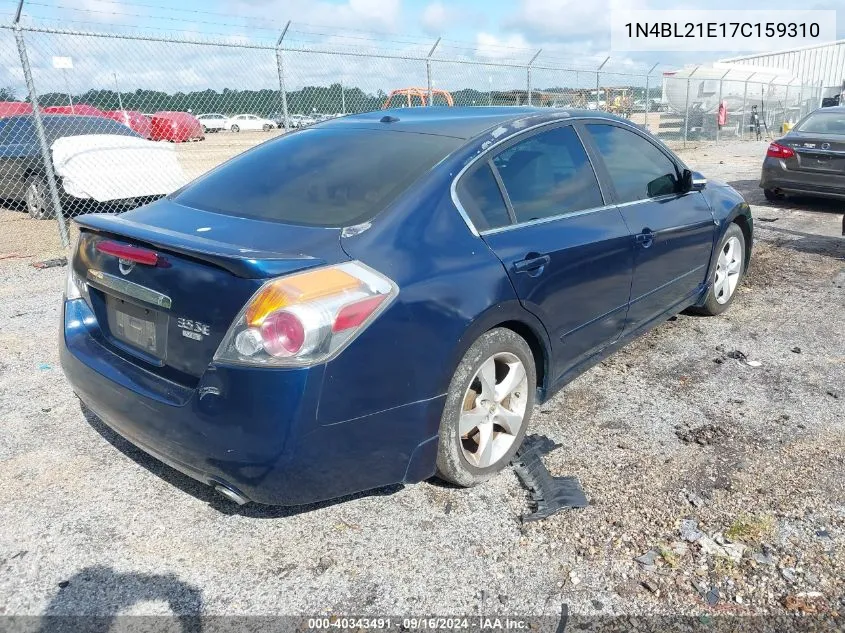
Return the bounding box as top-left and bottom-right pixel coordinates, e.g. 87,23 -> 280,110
39,564 -> 202,631
755,225 -> 845,259
80,403 -> 404,518
728,178 -> 845,217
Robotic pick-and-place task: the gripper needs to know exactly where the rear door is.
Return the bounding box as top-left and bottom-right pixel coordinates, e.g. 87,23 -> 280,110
581,122 -> 716,330
460,123 -> 634,380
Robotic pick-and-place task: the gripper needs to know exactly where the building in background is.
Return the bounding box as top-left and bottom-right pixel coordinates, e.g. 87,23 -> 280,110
720,40 -> 845,104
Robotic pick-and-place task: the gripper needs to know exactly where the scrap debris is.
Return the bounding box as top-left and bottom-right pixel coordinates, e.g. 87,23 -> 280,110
32,256 -> 67,269
511,434 -> 588,522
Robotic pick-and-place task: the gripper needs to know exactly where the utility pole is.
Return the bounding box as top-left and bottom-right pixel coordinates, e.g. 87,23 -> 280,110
113,72 -> 123,111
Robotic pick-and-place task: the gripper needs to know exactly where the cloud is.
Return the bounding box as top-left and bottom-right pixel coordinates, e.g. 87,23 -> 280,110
420,2 -> 471,35
231,0 -> 403,33
475,32 -> 533,59
504,0 -> 612,41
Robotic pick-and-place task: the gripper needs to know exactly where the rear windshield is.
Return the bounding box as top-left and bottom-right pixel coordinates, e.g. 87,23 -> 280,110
795,111 -> 845,135
173,128 -> 461,227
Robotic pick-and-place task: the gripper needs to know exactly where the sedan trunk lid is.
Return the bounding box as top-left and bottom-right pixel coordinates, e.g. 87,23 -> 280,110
72,199 -> 349,381
782,132 -> 845,175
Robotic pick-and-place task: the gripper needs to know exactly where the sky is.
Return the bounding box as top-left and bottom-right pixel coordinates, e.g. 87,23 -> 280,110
0,0 -> 842,97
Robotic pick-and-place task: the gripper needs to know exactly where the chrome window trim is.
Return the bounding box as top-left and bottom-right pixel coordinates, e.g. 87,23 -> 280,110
479,203 -> 619,236
86,269 -> 172,310
450,115 -> 664,237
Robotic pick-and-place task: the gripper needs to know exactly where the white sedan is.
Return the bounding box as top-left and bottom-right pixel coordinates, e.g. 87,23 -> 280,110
227,114 -> 278,132
196,113 -> 228,133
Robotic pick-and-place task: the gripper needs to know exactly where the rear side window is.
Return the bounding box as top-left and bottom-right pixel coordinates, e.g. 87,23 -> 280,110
43,117 -> 139,142
0,118 -> 34,144
174,128 -> 461,227
456,162 -> 511,231
586,124 -> 679,203
492,125 -> 603,223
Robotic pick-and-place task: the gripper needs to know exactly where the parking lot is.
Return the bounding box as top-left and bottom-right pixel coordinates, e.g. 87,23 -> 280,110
0,138 -> 843,620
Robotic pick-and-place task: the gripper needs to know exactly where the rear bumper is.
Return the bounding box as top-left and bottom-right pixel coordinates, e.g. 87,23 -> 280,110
61,298 -> 444,506
761,158 -> 845,200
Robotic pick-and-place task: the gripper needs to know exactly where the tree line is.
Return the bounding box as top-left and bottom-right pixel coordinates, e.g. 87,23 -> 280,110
5,83 -> 662,115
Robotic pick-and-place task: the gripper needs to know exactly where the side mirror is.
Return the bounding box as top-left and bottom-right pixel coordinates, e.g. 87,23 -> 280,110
681,169 -> 707,192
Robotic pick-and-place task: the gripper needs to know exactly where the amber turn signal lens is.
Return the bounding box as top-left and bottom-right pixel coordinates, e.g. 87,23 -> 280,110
245,267 -> 361,326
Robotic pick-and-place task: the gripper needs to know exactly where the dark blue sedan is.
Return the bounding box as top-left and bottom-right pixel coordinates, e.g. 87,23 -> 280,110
61,107 -> 753,506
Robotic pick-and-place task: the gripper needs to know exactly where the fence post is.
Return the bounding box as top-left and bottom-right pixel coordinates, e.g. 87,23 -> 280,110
275,21 -> 291,132
683,65 -> 699,148
426,37 -> 440,106
765,77 -> 775,136
596,57 -> 610,111
527,48 -> 541,106
13,1 -> 68,247
644,62 -> 658,132
741,73 -> 753,140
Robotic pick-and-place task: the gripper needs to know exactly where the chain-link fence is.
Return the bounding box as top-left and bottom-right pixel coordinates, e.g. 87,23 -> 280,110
0,9 -> 833,253
661,70 -> 825,145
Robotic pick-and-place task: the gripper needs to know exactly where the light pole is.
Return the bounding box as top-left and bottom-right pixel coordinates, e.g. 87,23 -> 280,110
113,72 -> 124,111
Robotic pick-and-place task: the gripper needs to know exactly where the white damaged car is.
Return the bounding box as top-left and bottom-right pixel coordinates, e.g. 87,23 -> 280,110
0,114 -> 188,219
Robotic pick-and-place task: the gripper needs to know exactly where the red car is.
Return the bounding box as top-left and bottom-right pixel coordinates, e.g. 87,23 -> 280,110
43,104 -> 107,117
150,111 -> 204,142
0,101 -> 34,118
104,110 -> 152,139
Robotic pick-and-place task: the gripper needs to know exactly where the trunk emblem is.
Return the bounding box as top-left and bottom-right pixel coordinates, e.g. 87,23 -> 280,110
822,143 -> 831,150
118,259 -> 135,275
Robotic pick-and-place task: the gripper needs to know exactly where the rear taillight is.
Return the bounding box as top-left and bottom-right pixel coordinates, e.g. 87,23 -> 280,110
214,261 -> 397,367
767,142 -> 795,159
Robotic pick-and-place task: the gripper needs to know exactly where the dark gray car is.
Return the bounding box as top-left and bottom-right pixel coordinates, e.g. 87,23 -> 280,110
760,106 -> 845,209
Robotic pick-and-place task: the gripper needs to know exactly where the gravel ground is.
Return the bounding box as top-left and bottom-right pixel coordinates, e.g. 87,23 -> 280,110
0,139 -> 843,624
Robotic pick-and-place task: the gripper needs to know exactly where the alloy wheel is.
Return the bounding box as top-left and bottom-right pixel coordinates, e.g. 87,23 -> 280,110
25,179 -> 47,219
459,352 -> 528,468
714,235 -> 743,304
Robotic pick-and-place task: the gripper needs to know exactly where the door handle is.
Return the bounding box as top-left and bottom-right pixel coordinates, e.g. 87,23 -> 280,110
635,228 -> 654,248
513,254 -> 550,275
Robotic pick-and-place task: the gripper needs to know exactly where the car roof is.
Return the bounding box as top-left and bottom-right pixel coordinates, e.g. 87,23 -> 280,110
315,106 -> 618,140
3,114 -> 122,126
813,105 -> 845,112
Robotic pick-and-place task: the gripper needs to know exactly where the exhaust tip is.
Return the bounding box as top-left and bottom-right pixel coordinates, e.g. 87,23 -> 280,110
214,483 -> 249,506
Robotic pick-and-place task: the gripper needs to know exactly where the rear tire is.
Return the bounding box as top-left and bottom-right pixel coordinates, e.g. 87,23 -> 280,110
262,123 -> 271,132
201,125 -> 208,134
692,223 -> 746,316
436,328 -> 536,487
24,175 -> 54,220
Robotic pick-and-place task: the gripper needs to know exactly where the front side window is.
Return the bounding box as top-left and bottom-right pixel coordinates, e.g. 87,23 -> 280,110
492,125 -> 604,224
586,124 -> 680,203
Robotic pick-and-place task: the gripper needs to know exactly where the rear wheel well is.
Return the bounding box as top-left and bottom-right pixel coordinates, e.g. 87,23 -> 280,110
732,215 -> 752,272
491,320 -> 546,394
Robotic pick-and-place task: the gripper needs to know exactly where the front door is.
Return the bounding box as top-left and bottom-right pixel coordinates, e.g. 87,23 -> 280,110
581,122 -> 716,329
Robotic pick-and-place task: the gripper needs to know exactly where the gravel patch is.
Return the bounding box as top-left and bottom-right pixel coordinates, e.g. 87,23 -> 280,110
0,140 -> 842,620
